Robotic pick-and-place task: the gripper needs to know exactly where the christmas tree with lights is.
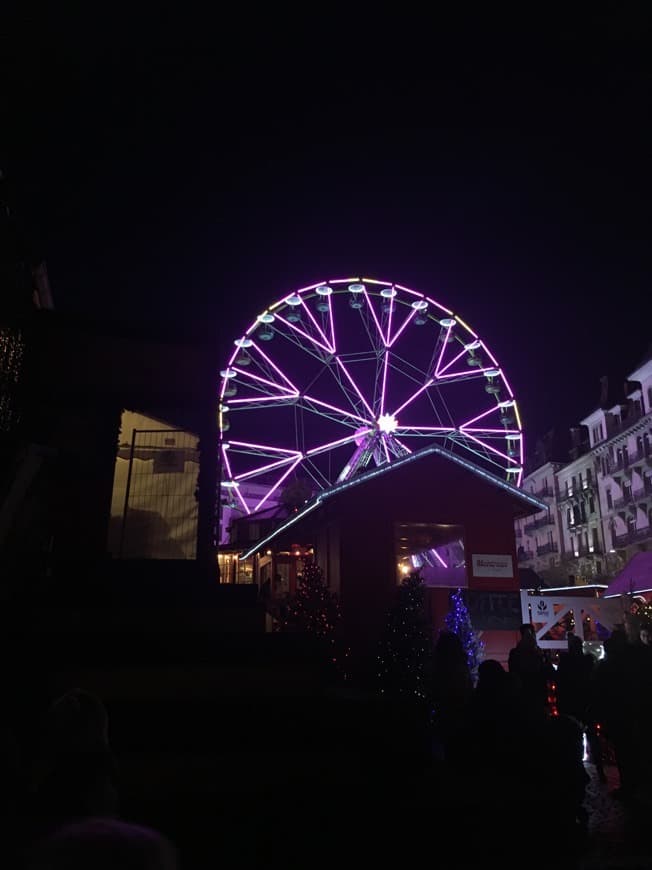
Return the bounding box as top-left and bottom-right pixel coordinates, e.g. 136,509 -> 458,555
281,560 -> 348,678
445,588 -> 484,683
377,571 -> 433,700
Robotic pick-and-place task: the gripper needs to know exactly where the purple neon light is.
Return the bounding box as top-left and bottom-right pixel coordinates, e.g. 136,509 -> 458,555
327,293 -> 336,353
380,350 -> 389,416
250,341 -> 301,394
391,379 -> 434,418
459,405 -> 503,429
385,290 -> 395,348
235,453 -> 302,482
231,366 -> 298,396
481,341 -> 500,367
227,395 -> 298,406
221,443 -> 234,479
302,394 -> 373,425
387,306 -> 417,347
382,436 -> 391,464
361,287 -> 385,344
336,358 -> 375,418
394,285 -> 453,315
434,321 -> 454,375
298,295 -> 334,352
227,440 -> 301,455
234,484 -> 251,515
436,344 -> 467,377
306,430 -> 371,457
431,548 -> 448,568
254,456 -> 303,513
463,431 -> 521,464
394,437 -> 413,454
500,370 -> 516,398
437,367 -> 496,380
396,426 -> 455,433
273,312 -> 333,354
462,427 -> 521,434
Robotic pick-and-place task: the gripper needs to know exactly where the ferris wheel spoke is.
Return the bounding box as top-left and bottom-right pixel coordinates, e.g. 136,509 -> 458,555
395,426 -> 456,435
253,457 -> 304,513
458,431 -> 521,465
249,341 -> 301,393
334,357 -> 375,419
390,379 -> 434,418
273,312 -> 333,356
234,452 -> 303,483
361,288 -> 387,346
297,295 -> 335,353
436,367 -> 499,383
229,366 -> 299,399
387,306 -> 417,348
301,394 -> 373,427
305,429 -> 372,458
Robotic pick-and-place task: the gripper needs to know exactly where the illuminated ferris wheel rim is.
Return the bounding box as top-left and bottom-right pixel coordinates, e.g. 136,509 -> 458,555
218,276 -> 524,522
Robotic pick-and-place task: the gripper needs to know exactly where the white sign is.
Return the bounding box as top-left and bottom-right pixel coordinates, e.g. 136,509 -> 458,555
472,553 -> 514,578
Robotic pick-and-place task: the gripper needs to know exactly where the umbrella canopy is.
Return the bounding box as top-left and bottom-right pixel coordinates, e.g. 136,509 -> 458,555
603,551 -> 652,597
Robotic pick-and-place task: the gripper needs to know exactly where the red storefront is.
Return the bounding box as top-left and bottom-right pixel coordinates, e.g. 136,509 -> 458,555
239,445 -> 546,670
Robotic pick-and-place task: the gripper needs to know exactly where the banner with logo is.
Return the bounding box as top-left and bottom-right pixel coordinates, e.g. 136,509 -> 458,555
471,553 -> 514,578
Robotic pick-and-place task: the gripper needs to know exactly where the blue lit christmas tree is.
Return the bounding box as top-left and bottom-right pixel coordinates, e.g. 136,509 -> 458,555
377,571 -> 433,700
445,588 -> 484,683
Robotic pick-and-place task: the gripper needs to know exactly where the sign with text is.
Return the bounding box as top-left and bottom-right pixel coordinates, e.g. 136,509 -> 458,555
471,553 -> 514,578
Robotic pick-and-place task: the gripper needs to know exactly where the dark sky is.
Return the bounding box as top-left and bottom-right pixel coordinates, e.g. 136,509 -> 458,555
3,9 -> 651,448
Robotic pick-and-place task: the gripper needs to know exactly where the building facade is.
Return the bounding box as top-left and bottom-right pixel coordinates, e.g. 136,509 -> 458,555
516,353 -> 652,586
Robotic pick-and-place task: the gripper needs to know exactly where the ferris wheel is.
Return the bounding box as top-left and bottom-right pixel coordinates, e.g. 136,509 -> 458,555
218,277 -> 524,542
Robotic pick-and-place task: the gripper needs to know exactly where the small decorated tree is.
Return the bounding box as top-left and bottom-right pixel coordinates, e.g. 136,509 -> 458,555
445,588 -> 484,683
281,560 -> 348,678
377,571 -> 433,700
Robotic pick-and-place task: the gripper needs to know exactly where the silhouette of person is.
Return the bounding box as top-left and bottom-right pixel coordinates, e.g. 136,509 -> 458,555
508,623 -> 552,718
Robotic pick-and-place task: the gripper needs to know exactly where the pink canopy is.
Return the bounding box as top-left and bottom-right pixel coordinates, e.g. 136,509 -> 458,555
603,551 -> 652,597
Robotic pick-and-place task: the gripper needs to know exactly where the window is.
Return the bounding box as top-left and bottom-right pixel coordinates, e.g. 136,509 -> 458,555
606,488 -> 613,509
647,386 -> 652,412
567,508 -> 573,527
589,496 -> 595,514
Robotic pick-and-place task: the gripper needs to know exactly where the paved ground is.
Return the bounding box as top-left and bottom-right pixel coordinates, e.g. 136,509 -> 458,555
580,761 -> 651,869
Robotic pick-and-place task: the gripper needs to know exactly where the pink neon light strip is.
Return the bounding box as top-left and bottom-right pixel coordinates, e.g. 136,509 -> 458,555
394,438 -> 413,455
234,484 -> 251,515
434,322 -> 454,375
231,366 -> 298,396
395,285 -> 453,315
480,341 -> 499,367
500,370 -> 516,398
302,394 -> 372,425
380,350 -> 389,416
463,431 -> 521,464
396,426 -> 455,432
459,405 -> 501,429
228,395 -> 298,405
327,294 -> 336,353
385,291 -> 395,349
299,296 -> 334,352
251,342 -> 301,393
273,313 -> 333,354
329,278 -> 359,284
293,282 -> 325,294
431,548 -> 448,568
436,345 -> 466,377
387,307 -> 417,348
306,430 -> 371,457
437,367 -> 496,380
227,440 -> 301,455
235,454 -> 302,482
254,457 -> 303,513
382,437 -> 391,464
361,288 -> 385,345
221,444 -> 234,479
336,358 -> 375,418
516,470 -> 524,488
463,427 -> 521,434
391,379 -> 434,418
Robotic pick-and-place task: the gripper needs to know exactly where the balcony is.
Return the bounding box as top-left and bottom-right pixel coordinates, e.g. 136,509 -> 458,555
518,550 -> 535,563
534,485 -> 555,499
536,542 -> 559,556
613,492 -> 634,510
630,444 -> 652,466
613,525 -> 652,548
524,515 -> 555,534
632,479 -> 652,501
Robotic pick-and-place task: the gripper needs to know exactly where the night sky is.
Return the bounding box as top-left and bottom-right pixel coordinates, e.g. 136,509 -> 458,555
3,9 -> 651,449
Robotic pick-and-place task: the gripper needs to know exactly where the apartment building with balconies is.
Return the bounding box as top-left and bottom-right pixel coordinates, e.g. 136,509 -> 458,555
586,357 -> 652,568
515,461 -> 565,579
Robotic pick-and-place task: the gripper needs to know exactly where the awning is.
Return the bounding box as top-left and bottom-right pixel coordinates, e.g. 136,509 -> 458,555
603,551 -> 652,597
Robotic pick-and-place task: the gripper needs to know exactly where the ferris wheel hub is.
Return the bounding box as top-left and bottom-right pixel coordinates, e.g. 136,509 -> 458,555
377,413 -> 398,434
